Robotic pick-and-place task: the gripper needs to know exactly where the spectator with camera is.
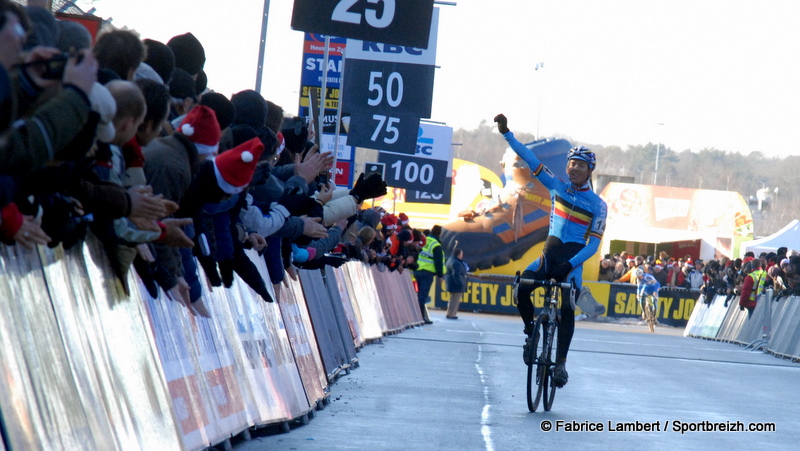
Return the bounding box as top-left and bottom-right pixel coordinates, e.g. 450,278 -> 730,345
1,1 -> 99,249
1,0 -> 97,175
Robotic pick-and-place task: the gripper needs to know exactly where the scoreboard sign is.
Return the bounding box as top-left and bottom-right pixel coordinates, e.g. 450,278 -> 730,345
291,0 -> 435,49
347,112 -> 420,154
341,8 -> 439,154
342,59 -> 434,117
377,122 -> 453,193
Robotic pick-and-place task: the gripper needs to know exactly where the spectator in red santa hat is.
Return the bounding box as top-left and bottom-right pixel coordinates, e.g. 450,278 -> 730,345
380,213 -> 398,240
399,212 -> 410,228
178,105 -> 221,159
142,104 -> 221,311
212,137 -> 264,194
381,213 -> 398,229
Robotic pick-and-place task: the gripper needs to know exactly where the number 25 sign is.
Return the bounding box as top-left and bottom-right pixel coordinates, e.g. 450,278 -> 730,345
291,0 -> 435,49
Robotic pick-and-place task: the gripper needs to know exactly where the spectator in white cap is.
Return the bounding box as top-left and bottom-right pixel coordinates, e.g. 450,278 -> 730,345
652,262 -> 667,286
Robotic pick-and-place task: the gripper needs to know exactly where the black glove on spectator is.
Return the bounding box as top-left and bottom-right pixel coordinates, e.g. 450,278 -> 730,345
231,244 -> 273,302
133,254 -> 160,299
494,114 -> 510,134
350,173 -> 388,203
39,193 -> 89,249
346,213 -> 358,229
323,253 -> 348,268
198,255 -> 222,287
218,258 -> 235,288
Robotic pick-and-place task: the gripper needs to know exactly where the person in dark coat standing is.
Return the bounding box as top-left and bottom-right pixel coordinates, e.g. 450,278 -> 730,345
445,247 -> 468,319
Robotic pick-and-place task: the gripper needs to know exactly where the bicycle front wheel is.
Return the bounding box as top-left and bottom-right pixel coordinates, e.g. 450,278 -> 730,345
543,317 -> 559,411
527,314 -> 548,412
644,297 -> 656,333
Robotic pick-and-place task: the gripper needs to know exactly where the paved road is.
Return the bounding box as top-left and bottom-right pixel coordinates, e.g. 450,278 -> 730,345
237,310 -> 799,450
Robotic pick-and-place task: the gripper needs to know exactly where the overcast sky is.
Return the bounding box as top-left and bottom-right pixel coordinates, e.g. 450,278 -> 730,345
84,0 -> 800,158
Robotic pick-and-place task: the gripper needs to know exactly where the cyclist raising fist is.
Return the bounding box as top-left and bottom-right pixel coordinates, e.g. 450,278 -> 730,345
495,114 -> 608,387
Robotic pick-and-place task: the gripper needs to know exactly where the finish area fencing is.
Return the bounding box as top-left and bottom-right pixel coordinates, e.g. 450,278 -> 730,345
684,289 -> 800,361
0,235 -> 422,451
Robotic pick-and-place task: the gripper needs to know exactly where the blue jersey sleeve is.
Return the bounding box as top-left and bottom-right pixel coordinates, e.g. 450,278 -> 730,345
503,131 -> 560,191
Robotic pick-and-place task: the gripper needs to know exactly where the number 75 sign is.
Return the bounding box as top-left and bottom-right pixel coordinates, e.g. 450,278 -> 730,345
291,0 -> 435,49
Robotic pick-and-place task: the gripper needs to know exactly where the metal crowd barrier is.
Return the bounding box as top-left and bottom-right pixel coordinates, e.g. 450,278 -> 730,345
0,235 -> 422,450
684,288 -> 800,361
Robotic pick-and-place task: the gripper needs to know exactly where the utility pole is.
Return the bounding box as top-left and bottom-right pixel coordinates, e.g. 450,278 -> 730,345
653,122 -> 664,185
254,0 -> 271,92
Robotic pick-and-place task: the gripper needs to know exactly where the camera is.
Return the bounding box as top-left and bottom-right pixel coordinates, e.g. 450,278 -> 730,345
22,52 -> 82,80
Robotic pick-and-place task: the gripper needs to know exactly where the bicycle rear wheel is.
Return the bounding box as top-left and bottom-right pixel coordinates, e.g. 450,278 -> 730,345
526,314 -> 547,412
543,319 -> 559,411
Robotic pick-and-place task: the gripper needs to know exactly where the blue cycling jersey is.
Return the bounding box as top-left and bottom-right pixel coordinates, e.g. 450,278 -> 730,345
637,273 -> 661,296
503,132 -> 607,268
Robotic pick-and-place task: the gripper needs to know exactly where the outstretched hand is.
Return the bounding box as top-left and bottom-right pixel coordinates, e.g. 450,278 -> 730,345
494,114 -> 509,134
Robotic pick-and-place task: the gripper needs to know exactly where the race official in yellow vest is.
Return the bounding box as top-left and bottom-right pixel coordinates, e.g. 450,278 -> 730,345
414,225 -> 445,324
739,257 -> 767,316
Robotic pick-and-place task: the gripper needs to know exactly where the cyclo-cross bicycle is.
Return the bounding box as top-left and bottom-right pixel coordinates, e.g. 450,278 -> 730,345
513,271 -> 577,412
472,272 -> 577,412
639,293 -> 657,333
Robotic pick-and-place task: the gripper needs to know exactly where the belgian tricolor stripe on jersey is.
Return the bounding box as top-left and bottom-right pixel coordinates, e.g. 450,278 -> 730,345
553,194 -> 593,227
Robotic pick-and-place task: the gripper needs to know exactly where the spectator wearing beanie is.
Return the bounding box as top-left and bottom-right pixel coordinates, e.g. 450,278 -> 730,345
219,89 -> 268,152
23,5 -> 57,50
199,92 -> 235,132
266,100 -> 284,134
56,19 -> 91,52
167,32 -> 205,77
195,70 -> 208,96
143,38 -> 175,84
166,67 -> 197,129
232,90 -> 268,128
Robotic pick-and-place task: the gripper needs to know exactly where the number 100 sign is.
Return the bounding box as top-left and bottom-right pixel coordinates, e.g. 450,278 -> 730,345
377,151 -> 448,193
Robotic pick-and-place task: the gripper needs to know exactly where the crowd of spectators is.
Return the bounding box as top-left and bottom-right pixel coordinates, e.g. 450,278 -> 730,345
597,247 -> 800,303
0,3 -> 431,317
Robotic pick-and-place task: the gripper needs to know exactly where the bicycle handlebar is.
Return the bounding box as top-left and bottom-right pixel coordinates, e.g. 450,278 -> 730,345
470,272 -> 574,290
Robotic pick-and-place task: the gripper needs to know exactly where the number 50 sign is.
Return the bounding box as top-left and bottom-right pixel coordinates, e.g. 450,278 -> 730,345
291,0 -> 435,49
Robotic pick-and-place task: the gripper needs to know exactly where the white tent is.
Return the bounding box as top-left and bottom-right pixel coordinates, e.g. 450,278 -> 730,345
740,219 -> 800,257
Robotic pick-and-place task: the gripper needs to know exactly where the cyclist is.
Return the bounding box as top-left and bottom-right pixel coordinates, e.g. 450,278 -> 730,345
494,114 -> 607,387
635,267 -> 661,320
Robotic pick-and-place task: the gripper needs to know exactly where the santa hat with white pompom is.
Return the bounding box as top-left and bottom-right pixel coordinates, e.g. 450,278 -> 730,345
213,137 -> 264,194
178,105 -> 221,156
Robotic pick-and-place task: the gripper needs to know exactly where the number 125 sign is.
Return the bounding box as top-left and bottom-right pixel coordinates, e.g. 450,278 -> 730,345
291,0 -> 435,49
